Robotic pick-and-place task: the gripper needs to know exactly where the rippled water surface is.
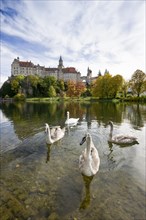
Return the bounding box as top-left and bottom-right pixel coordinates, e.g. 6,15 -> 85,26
0,101 -> 146,220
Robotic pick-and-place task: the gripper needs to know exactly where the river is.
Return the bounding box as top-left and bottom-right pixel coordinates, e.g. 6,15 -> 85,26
0,101 -> 145,220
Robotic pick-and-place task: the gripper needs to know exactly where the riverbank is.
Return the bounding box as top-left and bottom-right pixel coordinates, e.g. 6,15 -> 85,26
1,96 -> 146,103
25,96 -> 146,103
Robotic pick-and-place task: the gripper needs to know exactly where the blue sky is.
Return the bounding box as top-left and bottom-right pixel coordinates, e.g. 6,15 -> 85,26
0,0 -> 145,85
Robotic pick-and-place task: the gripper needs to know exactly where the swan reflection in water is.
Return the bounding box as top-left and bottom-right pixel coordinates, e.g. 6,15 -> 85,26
106,142 -> 116,170
46,144 -> 52,163
80,174 -> 94,210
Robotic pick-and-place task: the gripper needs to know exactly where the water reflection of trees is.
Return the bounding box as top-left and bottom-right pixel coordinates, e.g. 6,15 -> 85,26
123,103 -> 146,129
92,102 -> 124,124
0,102 -> 67,139
0,101 -> 145,139
81,102 -> 146,129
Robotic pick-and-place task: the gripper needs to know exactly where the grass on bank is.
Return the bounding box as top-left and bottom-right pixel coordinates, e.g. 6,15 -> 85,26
26,97 -> 99,103
25,95 -> 146,103
4,93 -> 144,103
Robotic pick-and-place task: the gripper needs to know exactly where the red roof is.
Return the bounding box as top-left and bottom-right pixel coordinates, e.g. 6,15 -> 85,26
19,61 -> 34,67
63,67 -> 77,73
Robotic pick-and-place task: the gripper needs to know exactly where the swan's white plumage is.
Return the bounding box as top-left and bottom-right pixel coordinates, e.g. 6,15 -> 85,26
45,123 -> 65,144
65,111 -> 79,126
79,133 -> 100,176
108,121 -> 138,145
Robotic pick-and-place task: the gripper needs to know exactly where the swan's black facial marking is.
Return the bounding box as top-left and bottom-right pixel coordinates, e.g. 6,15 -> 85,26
45,124 -> 49,133
80,136 -> 86,145
45,127 -> 48,133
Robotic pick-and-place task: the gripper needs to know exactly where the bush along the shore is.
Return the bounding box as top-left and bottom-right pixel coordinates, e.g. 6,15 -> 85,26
14,93 -> 26,101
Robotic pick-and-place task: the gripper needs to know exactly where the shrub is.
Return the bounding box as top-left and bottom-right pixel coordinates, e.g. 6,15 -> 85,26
5,95 -> 9,98
14,93 -> 26,101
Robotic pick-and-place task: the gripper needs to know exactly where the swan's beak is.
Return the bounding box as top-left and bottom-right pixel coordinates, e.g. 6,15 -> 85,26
80,136 -> 86,145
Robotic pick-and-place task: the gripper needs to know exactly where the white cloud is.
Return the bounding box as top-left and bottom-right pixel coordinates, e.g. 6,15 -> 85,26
0,0 -> 145,86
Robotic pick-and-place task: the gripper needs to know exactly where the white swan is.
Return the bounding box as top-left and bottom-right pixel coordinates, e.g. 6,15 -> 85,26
45,123 -> 65,144
79,133 -> 100,176
108,121 -> 139,145
65,111 -> 79,126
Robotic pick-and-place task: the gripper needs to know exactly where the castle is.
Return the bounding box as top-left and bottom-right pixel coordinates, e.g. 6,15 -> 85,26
11,56 -> 97,83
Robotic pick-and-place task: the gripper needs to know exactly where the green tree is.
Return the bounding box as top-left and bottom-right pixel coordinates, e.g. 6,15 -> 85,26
0,81 -> 15,97
41,76 -> 57,96
92,74 -> 123,99
11,75 -> 25,93
44,76 -> 57,88
48,85 -> 56,97
121,80 -> 129,97
56,80 -> 65,95
110,75 -> 123,98
91,75 -> 103,98
23,75 -> 41,97
129,69 -> 146,97
92,73 -> 112,98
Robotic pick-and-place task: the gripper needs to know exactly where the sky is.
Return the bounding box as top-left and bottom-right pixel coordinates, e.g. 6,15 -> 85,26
0,0 -> 145,86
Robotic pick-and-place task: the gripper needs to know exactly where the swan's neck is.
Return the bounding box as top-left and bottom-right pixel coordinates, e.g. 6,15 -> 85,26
47,127 -> 53,142
67,112 -> 69,120
86,137 -> 92,155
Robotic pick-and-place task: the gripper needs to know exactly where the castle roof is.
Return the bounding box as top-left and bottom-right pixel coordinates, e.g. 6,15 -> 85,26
19,61 -> 34,67
63,67 -> 78,73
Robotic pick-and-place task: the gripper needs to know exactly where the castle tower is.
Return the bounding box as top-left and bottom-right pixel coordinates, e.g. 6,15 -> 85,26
58,56 -> 63,69
58,56 -> 64,80
87,67 -> 92,77
86,67 -> 92,85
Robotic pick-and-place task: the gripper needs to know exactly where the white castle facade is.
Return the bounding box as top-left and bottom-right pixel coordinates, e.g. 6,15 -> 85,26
11,56 -> 82,82
11,56 -> 98,84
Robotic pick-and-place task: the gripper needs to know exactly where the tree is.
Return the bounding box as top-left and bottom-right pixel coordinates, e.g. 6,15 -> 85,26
91,75 -> 103,98
75,82 -> 86,97
48,85 -> 56,97
56,80 -> 65,95
92,74 -> 123,98
92,73 -> 112,98
121,80 -> 129,97
66,81 -> 85,97
11,75 -> 25,93
66,80 -> 76,97
23,75 -> 41,97
110,75 -> 123,98
39,76 -> 57,97
129,70 -> 146,97
0,81 -> 15,97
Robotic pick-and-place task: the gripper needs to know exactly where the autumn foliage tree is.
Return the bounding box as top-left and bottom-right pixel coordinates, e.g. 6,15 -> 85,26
66,80 -> 86,97
129,70 -> 146,97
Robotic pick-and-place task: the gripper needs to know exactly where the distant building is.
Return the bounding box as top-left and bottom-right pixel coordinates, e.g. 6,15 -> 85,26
11,56 -> 98,83
11,56 -> 81,82
81,67 -> 97,85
